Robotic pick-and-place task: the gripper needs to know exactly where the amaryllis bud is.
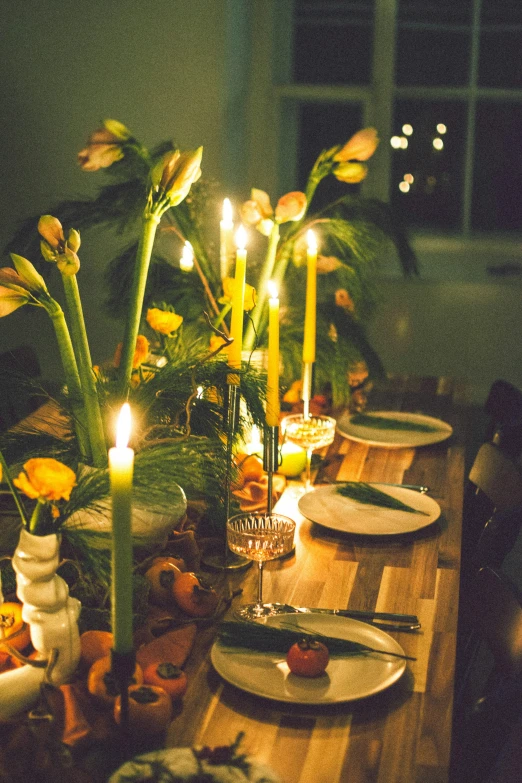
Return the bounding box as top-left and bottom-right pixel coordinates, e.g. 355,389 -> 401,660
56,247 -> 80,276
154,147 -> 203,207
334,161 -> 368,183
38,215 -> 64,250
67,228 -> 81,253
275,191 -> 307,223
333,127 -> 379,163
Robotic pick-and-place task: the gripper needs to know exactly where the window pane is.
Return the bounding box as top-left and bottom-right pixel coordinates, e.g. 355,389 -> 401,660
293,1 -> 373,85
297,102 -> 364,210
472,103 -> 522,231
479,0 -> 522,88
396,0 -> 472,86
390,100 -> 467,230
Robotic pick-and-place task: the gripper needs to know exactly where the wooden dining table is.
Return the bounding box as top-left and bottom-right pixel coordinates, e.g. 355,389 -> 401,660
165,374 -> 468,783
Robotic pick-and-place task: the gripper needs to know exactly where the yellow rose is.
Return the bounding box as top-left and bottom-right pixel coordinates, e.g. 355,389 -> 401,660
146,307 -> 183,335
113,334 -> 150,369
14,458 -> 76,502
221,277 -> 257,312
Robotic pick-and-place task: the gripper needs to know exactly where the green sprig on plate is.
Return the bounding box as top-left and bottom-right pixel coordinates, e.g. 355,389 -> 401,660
218,621 -> 415,661
336,482 -> 429,515
350,413 -> 439,432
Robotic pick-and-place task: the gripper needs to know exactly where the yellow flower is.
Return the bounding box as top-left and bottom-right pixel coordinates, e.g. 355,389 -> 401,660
152,147 -> 203,207
38,216 -> 81,276
221,277 -> 257,312
77,119 -> 132,171
113,334 -> 150,369
334,127 -> 379,163
0,258 -> 49,316
275,191 -> 307,223
210,334 -> 228,353
334,161 -> 368,184
240,189 -> 275,234
335,288 -> 355,313
146,307 -> 183,335
13,458 -> 76,502
283,380 -> 302,404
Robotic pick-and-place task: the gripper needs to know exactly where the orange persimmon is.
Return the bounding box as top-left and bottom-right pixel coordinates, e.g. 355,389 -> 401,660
171,572 -> 219,618
145,559 -> 183,606
114,684 -> 173,735
0,602 -> 31,652
143,662 -> 188,701
86,654 -> 143,706
79,630 -> 114,669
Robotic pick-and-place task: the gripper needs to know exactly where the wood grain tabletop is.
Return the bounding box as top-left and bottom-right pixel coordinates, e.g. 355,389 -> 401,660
165,375 -> 468,783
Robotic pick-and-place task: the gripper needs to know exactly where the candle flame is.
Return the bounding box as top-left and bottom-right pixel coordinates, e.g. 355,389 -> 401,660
180,240 -> 194,271
116,403 -> 131,449
307,229 -> 317,253
250,424 -> 261,447
222,197 -> 233,224
235,225 -> 247,250
267,280 -> 278,299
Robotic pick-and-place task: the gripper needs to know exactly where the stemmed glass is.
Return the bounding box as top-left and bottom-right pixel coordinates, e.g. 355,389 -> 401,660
227,513 -> 295,619
282,414 -> 336,491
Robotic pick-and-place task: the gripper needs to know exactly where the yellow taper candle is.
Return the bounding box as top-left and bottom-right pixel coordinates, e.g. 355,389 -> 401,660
303,229 -> 317,363
228,225 -> 247,371
220,198 -> 234,281
266,281 -> 280,426
109,403 -> 134,654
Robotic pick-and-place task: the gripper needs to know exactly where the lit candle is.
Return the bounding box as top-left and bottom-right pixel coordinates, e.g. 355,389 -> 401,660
180,240 -> 194,272
303,229 -> 317,364
109,403 -> 134,654
220,198 -> 234,280
266,281 -> 280,426
228,226 -> 247,371
245,424 -> 263,456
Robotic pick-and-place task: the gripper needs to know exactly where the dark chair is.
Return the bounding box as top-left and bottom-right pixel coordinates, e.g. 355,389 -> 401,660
484,379 -> 522,460
0,346 -> 41,432
451,568 -> 522,783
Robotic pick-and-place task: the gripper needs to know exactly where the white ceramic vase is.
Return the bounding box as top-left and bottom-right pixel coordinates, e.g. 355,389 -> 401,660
0,528 -> 81,720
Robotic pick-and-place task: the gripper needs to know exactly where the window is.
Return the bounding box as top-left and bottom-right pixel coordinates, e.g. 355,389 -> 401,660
268,0 -> 522,233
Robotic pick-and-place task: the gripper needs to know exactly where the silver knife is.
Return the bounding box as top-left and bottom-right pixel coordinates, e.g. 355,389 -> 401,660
292,607 -> 419,624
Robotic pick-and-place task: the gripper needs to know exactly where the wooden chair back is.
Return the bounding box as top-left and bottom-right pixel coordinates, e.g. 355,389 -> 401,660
485,379 -> 522,460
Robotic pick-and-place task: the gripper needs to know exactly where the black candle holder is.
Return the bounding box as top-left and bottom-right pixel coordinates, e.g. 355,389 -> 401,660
263,424 -> 279,515
110,647 -> 136,746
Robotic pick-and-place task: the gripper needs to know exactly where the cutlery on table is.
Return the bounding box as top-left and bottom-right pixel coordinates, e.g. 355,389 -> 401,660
256,604 -> 421,632
321,480 -> 430,494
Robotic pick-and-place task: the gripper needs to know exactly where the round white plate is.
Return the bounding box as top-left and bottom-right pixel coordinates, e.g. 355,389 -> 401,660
298,483 -> 440,535
211,613 -> 407,704
336,410 -> 453,449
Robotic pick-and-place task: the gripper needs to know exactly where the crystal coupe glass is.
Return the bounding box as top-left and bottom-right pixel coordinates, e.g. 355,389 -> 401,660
282,414 -> 336,491
227,512 -> 295,620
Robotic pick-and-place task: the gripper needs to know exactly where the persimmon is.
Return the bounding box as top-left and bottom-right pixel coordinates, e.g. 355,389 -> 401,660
145,559 -> 183,606
0,602 -> 31,652
286,639 -> 329,677
143,662 -> 188,701
171,572 -> 219,618
114,684 -> 173,735
87,654 -> 143,706
79,630 -> 113,669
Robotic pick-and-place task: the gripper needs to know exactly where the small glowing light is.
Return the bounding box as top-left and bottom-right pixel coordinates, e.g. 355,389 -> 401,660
437,123 -> 447,134
116,403 -> 131,449
400,137 -> 408,149
399,181 -> 410,193
433,137 -> 444,151
222,197 -> 233,225
180,240 -> 194,271
235,225 -> 247,250
390,136 -> 402,149
250,424 -> 261,450
404,173 -> 414,184
267,280 -> 278,300
196,386 -> 203,399
156,356 -> 167,368
402,124 -> 413,136
307,229 -> 317,254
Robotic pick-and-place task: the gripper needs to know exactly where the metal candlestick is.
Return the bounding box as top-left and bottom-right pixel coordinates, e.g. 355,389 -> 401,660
263,424 -> 279,515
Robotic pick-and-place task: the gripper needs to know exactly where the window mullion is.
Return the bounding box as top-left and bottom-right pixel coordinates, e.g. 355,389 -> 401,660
462,0 -> 482,234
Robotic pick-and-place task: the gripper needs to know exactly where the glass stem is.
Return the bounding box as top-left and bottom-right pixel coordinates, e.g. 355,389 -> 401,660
305,448 -> 313,491
257,561 -> 264,604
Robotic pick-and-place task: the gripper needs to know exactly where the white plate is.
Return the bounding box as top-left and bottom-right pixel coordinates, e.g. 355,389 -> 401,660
211,614 -> 407,704
298,483 -> 440,535
336,410 -> 453,449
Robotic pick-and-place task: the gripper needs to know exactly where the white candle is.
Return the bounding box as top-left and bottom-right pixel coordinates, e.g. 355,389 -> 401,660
109,403 -> 134,654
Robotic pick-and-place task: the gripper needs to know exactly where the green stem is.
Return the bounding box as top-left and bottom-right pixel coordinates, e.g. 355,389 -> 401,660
244,222 -> 280,351
28,498 -> 45,534
0,449 -> 28,528
118,213 -> 160,398
62,275 -> 107,467
213,302 -> 232,330
45,299 -> 91,462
